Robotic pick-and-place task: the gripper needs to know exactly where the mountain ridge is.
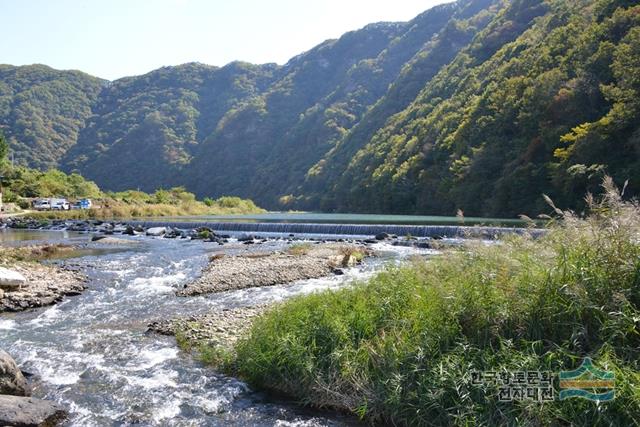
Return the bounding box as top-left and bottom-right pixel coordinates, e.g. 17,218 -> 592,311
1,0 -> 638,217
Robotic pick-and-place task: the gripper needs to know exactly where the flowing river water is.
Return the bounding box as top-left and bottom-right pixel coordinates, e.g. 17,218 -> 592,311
0,231 -> 433,426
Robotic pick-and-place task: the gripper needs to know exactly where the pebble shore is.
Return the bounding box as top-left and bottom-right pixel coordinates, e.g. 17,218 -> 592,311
0,257 -> 86,313
148,305 -> 268,349
177,244 -> 363,296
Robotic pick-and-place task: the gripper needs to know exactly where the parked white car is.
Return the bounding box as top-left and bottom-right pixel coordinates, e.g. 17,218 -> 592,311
33,199 -> 51,210
51,198 -> 71,210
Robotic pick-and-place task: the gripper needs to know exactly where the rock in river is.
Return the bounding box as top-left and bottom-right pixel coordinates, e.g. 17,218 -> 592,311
0,267 -> 26,291
91,236 -> 136,245
0,349 -> 30,396
0,395 -> 67,426
146,227 -> 167,237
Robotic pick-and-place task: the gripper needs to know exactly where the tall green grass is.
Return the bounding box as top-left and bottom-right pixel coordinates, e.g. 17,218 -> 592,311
232,178 -> 640,425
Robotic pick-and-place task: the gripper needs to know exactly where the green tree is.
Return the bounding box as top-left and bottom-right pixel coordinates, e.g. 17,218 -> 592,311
0,131 -> 8,165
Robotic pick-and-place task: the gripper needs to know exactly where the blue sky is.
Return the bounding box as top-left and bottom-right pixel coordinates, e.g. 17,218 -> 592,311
1,0 -> 450,80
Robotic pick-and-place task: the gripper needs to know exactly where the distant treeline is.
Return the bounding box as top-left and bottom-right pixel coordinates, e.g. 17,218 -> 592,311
0,132 -> 264,217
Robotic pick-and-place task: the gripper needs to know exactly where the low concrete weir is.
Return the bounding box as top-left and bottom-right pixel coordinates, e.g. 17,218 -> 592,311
129,221 -> 545,239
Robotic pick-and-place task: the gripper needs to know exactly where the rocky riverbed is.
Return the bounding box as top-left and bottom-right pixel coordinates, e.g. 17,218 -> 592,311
150,244 -> 373,359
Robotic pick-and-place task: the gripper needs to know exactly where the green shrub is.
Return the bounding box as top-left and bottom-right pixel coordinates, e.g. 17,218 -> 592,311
1,165 -> 101,199
197,343 -> 233,367
197,229 -> 212,239
233,178 -> 640,426
213,196 -> 261,212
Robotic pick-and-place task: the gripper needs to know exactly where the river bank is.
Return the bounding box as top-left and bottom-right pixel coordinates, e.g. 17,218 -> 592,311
226,185 -> 640,426
148,305 -> 267,352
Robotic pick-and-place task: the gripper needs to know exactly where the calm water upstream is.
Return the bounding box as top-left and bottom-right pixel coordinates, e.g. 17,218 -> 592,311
0,229 -> 80,243
0,231 -> 433,426
141,212 -> 530,227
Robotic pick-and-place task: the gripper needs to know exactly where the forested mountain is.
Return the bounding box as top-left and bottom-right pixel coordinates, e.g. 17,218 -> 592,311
1,0 -> 638,217
0,65 -> 104,169
319,0 -> 640,216
62,61 -> 278,191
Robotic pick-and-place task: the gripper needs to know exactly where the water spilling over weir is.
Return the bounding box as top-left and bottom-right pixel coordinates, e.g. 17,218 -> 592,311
132,221 -> 544,239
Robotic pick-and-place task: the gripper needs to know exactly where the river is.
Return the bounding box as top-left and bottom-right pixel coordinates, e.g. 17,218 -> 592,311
140,212 -> 529,226
0,230 -> 433,426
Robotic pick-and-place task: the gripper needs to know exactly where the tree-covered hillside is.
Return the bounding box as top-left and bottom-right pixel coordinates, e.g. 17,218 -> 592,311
0,65 -> 104,169
319,0 -> 640,216
238,0 -> 500,207
0,0 -> 638,217
187,13 -> 436,200
299,0 -> 500,208
61,61 -> 279,192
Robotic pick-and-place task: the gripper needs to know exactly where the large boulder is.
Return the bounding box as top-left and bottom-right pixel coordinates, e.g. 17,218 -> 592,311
146,227 -> 166,237
163,228 -> 183,239
0,349 -> 30,396
0,268 -> 26,291
0,395 -> 67,426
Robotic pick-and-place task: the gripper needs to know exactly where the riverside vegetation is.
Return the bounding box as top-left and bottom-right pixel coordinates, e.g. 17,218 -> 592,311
0,132 -> 264,218
29,190 -> 264,219
195,179 -> 640,426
